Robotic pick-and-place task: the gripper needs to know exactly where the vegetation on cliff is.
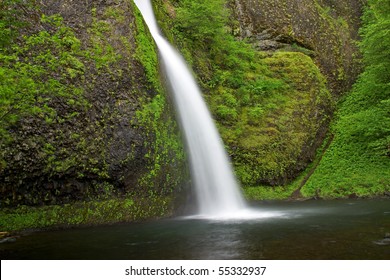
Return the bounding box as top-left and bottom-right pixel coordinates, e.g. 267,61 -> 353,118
0,196 -> 172,232
301,0 -> 390,198
233,0 -> 363,96
154,0 -> 332,188
154,0 -> 388,199
0,0 -> 185,231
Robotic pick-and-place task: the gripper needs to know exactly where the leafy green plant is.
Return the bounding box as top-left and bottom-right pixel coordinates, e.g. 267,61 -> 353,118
175,0 -> 228,46
302,0 -> 390,198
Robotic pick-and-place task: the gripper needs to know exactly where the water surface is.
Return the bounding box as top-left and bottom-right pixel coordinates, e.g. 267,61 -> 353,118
1,199 -> 389,259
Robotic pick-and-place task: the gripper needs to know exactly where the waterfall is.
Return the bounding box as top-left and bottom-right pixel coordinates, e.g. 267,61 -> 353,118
134,0 -> 246,217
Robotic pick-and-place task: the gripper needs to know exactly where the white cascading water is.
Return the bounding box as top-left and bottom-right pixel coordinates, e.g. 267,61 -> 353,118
134,0 -> 246,217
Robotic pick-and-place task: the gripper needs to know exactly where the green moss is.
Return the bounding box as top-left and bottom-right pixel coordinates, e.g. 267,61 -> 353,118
230,51 -> 332,186
132,0 -> 187,194
1,1 -> 149,206
104,6 -> 126,23
0,14 -> 89,147
0,11 -> 114,186
243,184 -> 297,200
0,196 -> 173,232
133,2 -> 160,89
135,93 -> 186,193
0,0 -> 187,215
86,9 -> 121,70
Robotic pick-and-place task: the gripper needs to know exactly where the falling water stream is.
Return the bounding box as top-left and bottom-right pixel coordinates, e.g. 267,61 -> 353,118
133,0 -> 246,217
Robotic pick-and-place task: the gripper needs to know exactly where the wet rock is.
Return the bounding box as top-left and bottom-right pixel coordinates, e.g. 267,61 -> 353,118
373,233 -> 390,246
0,237 -> 17,244
0,0 -> 186,207
348,193 -> 358,199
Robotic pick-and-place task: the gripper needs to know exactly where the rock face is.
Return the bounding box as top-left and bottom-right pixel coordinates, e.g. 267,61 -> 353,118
0,0 -> 366,208
0,0 -> 186,206
232,0 -> 364,95
151,0 -> 364,187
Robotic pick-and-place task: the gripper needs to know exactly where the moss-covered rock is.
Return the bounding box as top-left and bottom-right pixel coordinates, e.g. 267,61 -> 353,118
231,52 -> 332,186
233,0 -> 364,96
0,195 -> 173,232
0,0 -> 186,207
152,0 -> 333,186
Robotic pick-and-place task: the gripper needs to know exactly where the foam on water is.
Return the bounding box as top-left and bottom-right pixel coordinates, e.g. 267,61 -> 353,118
184,209 -> 288,221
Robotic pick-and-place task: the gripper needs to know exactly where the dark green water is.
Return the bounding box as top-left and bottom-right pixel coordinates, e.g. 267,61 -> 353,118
1,199 -> 389,259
